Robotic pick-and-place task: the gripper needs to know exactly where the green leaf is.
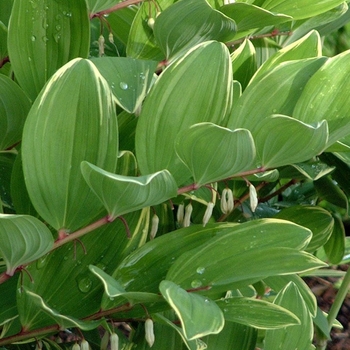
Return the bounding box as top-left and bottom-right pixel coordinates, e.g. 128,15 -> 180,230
217,297 -> 300,329
0,75 -> 31,150
0,214 -> 53,276
220,3 -> 291,40
203,321 -> 257,350
81,162 -> 178,219
254,30 -> 322,79
254,115 -> 328,169
293,50 -> 350,147
228,58 -> 327,132
0,152 -> 16,210
85,0 -> 123,14
324,214 -> 345,264
22,58 -> 118,231
90,57 -> 157,114
112,224 -> 239,295
152,313 -> 207,350
314,175 -> 348,210
22,288 -> 102,330
135,41 -> 232,186
0,21 -> 8,62
290,160 -> 334,180
154,0 -> 236,58
159,280 -> 224,340
276,206 -> 334,253
8,0 -> 90,101
166,219 -> 326,294
231,39 -> 257,89
89,264 -> 161,304
17,209 -> 149,330
126,0 -> 173,60
264,274 -> 317,317
264,282 -> 314,350
175,123 -> 255,186
262,0 -> 346,20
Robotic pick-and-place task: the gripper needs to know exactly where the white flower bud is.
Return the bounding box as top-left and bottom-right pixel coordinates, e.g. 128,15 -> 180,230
81,339 -> 90,350
108,32 -> 114,44
145,318 -> 155,347
72,343 -> 81,350
221,188 -> 234,214
177,203 -> 184,225
202,202 -> 214,227
183,203 -> 193,227
147,17 -> 155,30
150,214 -> 159,240
98,35 -> 105,57
35,341 -> 43,350
110,333 -> 119,350
249,184 -> 258,212
220,188 -> 228,214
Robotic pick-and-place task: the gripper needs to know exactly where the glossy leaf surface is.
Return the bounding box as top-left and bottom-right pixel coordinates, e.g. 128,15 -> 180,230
154,0 -> 236,58
217,297 -> 299,329
264,282 -> 314,350
220,3 -> 291,39
8,0 -> 90,101
276,206 -> 334,253
159,280 -> 224,340
0,214 -> 53,276
228,58 -> 327,132
22,58 -> 118,231
262,0 -> 346,20
167,219 -> 326,294
81,162 -> 178,219
0,75 -> 31,150
294,50 -> 350,147
91,57 -> 157,113
175,123 -> 255,186
254,116 -> 328,168
135,41 -> 232,185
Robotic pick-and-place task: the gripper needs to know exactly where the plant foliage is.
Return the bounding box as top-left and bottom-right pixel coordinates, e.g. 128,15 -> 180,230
1,0 -> 350,349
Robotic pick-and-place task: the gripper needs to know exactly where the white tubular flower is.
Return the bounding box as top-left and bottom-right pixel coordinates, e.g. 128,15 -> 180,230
35,341 -> 43,350
72,343 -> 81,350
110,333 -> 119,350
177,203 -> 184,225
80,339 -> 90,350
249,184 -> 258,212
202,202 -> 214,227
145,318 -> 155,347
98,35 -> 105,57
220,188 -> 228,214
150,214 -> 159,240
221,188 -> 234,214
100,331 -> 109,350
108,32 -> 114,44
147,17 -> 155,29
183,203 -> 193,227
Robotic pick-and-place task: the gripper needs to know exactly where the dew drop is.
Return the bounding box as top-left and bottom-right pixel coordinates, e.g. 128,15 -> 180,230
140,73 -> 146,80
223,308 -> 228,312
53,33 -> 61,43
36,255 -> 48,269
204,298 -> 209,303
119,82 -> 128,90
42,36 -> 49,42
272,108 -> 277,113
191,279 -> 202,288
196,266 -> 205,275
77,276 -> 93,293
111,82 -> 115,89
31,35 -> 36,41
66,12 -> 72,17
55,14 -> 62,20
55,24 -> 61,31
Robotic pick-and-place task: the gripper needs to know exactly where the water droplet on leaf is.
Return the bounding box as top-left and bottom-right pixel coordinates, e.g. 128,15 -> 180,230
191,279 -> 202,288
119,82 -> 128,90
36,255 -> 48,269
77,276 -> 92,293
196,266 -> 205,274
31,35 -> 36,41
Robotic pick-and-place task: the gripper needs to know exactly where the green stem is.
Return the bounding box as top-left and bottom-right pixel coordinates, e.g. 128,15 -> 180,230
316,265 -> 350,350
